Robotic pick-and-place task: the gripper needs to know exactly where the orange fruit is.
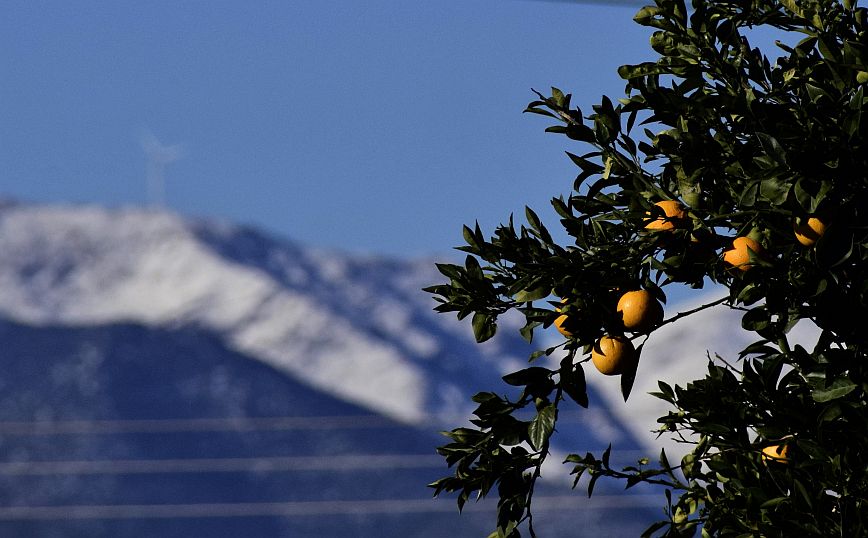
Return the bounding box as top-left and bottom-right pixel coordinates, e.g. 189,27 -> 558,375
616,290 -> 664,332
723,236 -> 764,272
554,313 -> 571,338
591,335 -> 636,376
761,443 -> 790,463
794,216 -> 827,247
554,299 -> 572,338
645,200 -> 687,231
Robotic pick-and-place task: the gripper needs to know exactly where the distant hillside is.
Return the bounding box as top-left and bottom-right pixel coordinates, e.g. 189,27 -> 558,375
0,202 -> 665,537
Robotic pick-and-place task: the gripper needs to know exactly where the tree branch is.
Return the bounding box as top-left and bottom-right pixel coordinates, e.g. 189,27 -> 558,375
656,296 -> 729,330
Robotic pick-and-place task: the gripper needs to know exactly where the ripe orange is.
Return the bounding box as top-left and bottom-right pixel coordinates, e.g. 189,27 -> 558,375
591,335 -> 636,376
616,290 -> 664,332
794,216 -> 827,247
723,236 -> 764,272
554,299 -> 572,338
761,443 -> 790,463
645,200 -> 687,231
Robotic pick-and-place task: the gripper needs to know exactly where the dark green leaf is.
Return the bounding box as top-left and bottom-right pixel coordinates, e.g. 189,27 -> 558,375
759,177 -> 789,206
621,344 -> 641,401
502,367 -> 551,387
756,133 -> 787,165
618,62 -> 667,79
513,286 -> 550,303
472,312 -> 497,343
742,307 -> 771,332
560,357 -> 589,408
528,404 -> 556,450
816,223 -> 853,268
812,378 -> 857,402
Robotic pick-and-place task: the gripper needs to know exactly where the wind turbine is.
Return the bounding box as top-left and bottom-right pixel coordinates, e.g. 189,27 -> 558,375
141,131 -> 183,208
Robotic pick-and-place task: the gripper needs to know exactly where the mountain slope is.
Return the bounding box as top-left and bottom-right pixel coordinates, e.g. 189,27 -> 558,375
0,202 -> 660,537
0,319 -> 500,537
0,203 -> 649,447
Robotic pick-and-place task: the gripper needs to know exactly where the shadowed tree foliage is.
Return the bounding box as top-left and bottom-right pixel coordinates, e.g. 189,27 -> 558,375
425,0 -> 868,535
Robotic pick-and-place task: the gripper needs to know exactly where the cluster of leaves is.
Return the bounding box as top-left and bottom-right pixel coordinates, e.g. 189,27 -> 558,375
425,0 -> 868,536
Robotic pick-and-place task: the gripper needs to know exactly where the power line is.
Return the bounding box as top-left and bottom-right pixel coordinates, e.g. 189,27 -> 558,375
0,415 -> 398,435
0,412 -> 647,434
0,495 -> 663,520
0,454 -> 443,476
0,416 -> 655,460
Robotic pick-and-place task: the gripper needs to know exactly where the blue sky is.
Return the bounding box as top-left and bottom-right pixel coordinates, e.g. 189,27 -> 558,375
1,0 -> 653,258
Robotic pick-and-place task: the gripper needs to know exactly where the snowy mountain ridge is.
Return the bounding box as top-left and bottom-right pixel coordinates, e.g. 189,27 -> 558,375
0,202 -> 529,425
0,200 -> 720,536
0,201 -> 819,457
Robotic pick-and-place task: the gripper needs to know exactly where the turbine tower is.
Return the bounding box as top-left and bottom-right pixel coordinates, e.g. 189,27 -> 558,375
141,132 -> 183,208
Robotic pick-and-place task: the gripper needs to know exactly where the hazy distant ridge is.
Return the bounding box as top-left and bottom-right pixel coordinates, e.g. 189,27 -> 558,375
3,202 -> 800,535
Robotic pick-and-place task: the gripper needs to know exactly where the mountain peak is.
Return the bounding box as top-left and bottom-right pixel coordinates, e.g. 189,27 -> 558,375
0,203 -> 536,428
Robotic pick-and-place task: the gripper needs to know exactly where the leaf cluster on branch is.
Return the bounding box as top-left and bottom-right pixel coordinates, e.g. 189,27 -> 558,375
425,0 -> 868,536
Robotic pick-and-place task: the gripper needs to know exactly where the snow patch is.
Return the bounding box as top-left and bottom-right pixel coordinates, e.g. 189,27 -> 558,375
0,205 -> 428,423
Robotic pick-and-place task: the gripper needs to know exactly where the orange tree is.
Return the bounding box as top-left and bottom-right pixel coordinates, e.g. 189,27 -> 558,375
425,0 -> 868,535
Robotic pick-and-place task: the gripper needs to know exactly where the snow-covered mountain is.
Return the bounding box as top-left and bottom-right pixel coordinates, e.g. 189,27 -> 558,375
0,201 -> 823,537
0,202 -> 487,424
0,201 -> 671,537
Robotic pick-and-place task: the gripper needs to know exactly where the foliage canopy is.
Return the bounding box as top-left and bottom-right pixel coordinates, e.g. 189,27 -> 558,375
425,0 -> 868,535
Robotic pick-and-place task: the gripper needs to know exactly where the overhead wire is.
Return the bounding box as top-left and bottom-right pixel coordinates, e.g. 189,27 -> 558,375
0,415 -> 398,435
0,495 -> 664,520
0,454 -> 444,475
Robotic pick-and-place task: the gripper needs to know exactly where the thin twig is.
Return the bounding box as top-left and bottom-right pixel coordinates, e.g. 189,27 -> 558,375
656,296 -> 729,330
523,387 -> 563,538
